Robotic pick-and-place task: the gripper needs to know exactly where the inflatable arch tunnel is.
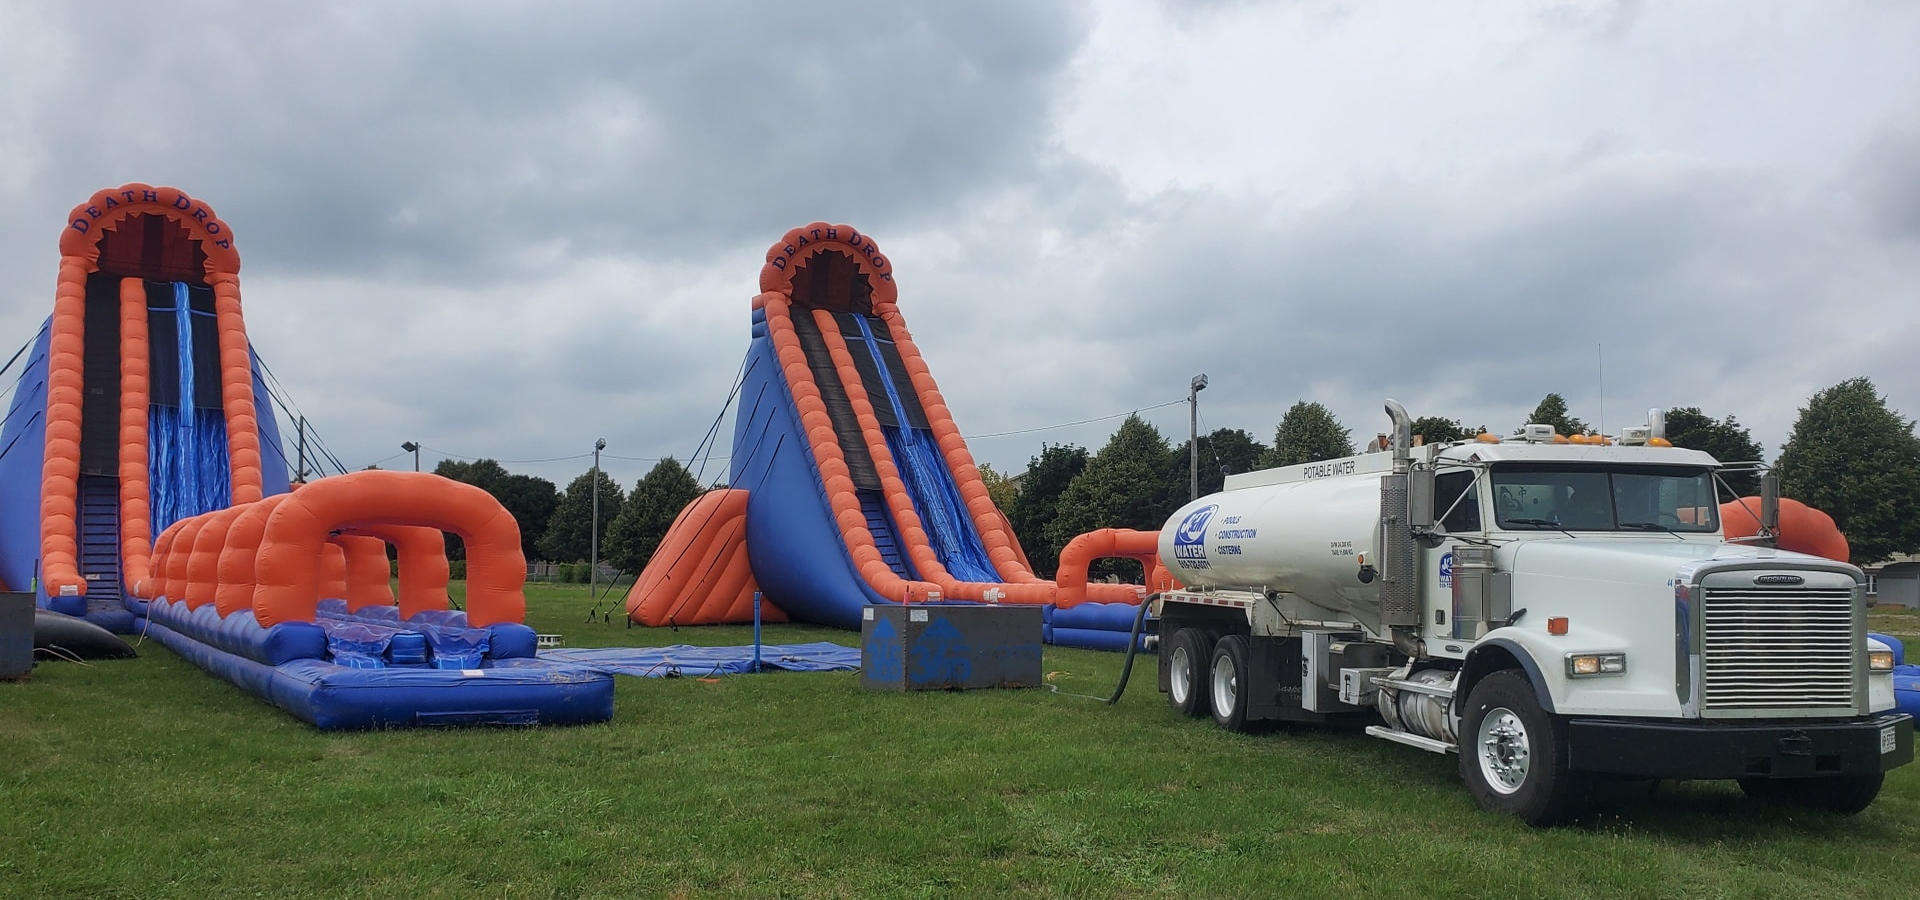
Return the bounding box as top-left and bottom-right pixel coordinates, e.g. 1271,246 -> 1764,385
627,224 -> 1173,648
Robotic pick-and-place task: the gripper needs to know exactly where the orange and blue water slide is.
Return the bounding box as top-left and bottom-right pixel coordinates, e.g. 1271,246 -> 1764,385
626,225 -> 1177,648
0,185 -> 610,727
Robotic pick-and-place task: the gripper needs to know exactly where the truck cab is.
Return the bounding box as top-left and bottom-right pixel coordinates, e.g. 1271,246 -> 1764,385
1153,403 -> 1912,825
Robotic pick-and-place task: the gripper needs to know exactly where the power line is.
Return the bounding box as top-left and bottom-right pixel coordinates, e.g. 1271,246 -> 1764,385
419,444 -> 593,465
961,398 -> 1187,440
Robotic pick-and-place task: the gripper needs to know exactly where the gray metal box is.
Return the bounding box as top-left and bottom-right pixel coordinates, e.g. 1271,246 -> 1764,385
1,591 -> 34,680
860,604 -> 1043,691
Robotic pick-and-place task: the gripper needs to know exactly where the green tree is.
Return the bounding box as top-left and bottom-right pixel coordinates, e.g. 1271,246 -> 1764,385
1260,401 -> 1355,468
603,457 -> 704,573
539,468 -> 626,563
1525,393 -> 1588,436
1776,377 -> 1920,564
432,459 -> 559,561
1662,407 -> 1765,496
1171,427 -> 1269,498
978,463 -> 1018,515
1008,444 -> 1087,578
1410,415 -> 1471,444
1046,416 -> 1180,570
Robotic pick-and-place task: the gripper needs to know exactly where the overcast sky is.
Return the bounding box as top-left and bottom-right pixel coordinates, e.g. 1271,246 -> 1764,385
3,1 -> 1916,490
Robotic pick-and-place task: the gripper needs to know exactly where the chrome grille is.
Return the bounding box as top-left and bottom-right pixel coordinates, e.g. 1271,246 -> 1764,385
1700,585 -> 1856,712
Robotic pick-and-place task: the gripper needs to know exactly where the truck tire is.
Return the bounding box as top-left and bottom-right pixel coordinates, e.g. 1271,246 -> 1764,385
1165,628 -> 1210,717
1209,635 -> 1254,732
1738,772 -> 1885,814
1458,670 -> 1589,826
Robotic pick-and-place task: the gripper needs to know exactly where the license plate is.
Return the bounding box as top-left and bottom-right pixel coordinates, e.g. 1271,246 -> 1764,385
1882,725 -> 1898,755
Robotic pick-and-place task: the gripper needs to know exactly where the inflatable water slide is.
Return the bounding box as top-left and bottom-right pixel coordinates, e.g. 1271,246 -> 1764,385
0,185 -> 610,727
626,225 -> 1173,649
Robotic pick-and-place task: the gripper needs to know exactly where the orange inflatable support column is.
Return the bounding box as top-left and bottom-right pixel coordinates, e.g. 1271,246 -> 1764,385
341,524 -> 450,618
335,534 -> 395,612
118,277 -> 155,595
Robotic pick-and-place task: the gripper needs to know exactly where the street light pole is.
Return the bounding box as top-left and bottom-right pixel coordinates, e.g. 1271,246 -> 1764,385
401,441 -> 420,472
1189,374 -> 1208,500
590,437 -> 606,600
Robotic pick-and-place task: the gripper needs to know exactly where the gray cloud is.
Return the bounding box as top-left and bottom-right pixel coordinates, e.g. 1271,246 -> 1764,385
1,0 -> 1916,495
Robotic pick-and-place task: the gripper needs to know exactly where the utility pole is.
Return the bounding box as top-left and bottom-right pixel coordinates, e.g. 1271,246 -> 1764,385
1189,373 -> 1208,500
590,437 -> 607,600
401,441 -> 420,472
296,417 -> 308,481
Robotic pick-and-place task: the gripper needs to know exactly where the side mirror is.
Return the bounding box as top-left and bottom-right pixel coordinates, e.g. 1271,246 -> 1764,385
1409,467 -> 1436,531
1760,471 -> 1780,541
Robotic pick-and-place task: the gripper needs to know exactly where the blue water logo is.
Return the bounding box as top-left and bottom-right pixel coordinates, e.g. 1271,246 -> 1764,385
1172,504 -> 1217,570
1175,504 -> 1218,547
1439,551 -> 1454,589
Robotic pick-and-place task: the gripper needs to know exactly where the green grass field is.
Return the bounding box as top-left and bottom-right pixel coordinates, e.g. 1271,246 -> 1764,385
3,584 -> 1917,897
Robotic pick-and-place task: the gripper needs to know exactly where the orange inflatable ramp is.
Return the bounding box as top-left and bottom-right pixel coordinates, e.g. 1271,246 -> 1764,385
624,489 -> 786,626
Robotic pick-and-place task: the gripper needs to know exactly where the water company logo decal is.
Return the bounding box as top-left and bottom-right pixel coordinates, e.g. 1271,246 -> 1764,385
1439,551 -> 1454,589
1173,504 -> 1217,570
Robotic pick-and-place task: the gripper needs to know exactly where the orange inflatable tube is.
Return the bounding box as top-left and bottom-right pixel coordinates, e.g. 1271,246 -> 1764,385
1053,529 -> 1176,609
253,471 -> 524,627
339,524 -> 450,618
1722,497 -> 1851,563
118,277 -> 154,594
39,256 -> 87,598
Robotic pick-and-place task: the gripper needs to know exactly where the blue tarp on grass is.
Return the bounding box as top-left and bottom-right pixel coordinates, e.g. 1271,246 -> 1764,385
540,641 -> 860,678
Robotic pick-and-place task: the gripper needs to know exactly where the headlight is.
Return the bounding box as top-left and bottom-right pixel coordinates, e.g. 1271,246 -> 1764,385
1869,650 -> 1896,672
1566,652 -> 1627,677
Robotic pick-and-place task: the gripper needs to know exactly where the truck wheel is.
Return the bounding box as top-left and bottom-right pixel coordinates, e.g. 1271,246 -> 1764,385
1458,670 -> 1588,826
1209,635 -> 1254,732
1165,628 -> 1210,717
1738,773 -> 1885,814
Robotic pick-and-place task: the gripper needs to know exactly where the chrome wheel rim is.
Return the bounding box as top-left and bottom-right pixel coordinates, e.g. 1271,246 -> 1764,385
1169,646 -> 1193,706
1211,652 -> 1237,717
1477,707 -> 1531,795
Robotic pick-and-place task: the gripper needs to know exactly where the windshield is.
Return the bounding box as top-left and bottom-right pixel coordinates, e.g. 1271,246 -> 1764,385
1489,464 -> 1719,533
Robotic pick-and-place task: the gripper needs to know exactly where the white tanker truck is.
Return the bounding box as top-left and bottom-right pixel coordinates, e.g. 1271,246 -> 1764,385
1153,401 -> 1912,824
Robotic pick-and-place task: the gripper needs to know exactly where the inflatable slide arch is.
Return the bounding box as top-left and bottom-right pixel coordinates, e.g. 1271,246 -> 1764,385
628,224 -> 1171,646
0,184 -> 291,630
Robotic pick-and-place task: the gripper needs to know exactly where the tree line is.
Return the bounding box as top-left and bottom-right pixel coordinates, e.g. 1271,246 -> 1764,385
425,376 -> 1920,574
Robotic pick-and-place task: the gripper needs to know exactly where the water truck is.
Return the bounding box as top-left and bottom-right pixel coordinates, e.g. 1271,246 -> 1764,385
1152,401 -> 1912,824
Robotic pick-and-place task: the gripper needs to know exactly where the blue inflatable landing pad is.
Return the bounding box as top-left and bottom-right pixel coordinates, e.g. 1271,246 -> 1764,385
540,642 -> 859,678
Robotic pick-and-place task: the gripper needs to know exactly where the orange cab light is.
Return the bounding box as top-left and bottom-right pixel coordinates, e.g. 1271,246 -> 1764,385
1547,616 -> 1569,636
1476,432 -> 1501,443
1552,433 -> 1571,444
1648,437 -> 1672,447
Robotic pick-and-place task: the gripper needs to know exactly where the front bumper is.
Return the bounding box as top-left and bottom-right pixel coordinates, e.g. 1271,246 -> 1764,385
1565,713 -> 1913,779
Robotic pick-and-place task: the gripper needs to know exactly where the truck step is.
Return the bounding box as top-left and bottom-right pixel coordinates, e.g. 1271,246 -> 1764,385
1365,725 -> 1455,755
